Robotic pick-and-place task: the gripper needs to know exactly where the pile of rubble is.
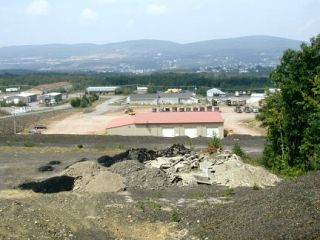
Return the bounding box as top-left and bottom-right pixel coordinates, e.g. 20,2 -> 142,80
146,150 -> 237,186
106,144 -> 281,189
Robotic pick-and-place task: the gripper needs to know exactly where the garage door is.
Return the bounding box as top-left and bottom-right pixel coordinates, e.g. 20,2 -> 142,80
185,128 -> 198,138
162,128 -> 175,137
206,128 -> 220,138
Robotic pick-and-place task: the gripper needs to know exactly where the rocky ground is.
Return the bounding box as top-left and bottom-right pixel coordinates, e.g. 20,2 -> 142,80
0,143 -> 319,239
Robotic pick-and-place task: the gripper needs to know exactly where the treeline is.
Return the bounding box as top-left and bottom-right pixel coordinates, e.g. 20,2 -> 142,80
0,71 -> 272,92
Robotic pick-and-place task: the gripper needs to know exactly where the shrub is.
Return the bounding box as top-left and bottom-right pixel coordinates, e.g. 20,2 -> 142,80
70,98 -> 81,108
208,136 -> 223,153
170,210 -> 180,222
232,141 -> 246,158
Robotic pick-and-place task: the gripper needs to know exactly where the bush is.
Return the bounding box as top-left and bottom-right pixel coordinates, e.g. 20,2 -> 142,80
232,141 -> 246,159
70,94 -> 99,108
170,210 -> 180,223
70,98 -> 81,108
208,136 -> 223,153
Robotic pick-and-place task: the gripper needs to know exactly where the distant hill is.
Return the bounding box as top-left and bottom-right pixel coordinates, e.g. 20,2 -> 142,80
0,36 -> 301,72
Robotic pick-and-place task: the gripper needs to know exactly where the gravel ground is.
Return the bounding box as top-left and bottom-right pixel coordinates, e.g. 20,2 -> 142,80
0,172 -> 319,239
0,145 -> 319,239
0,134 -> 266,155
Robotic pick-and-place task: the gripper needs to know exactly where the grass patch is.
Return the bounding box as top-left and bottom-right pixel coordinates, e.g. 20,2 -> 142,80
147,198 -> 161,210
223,188 -> 235,197
23,142 -> 36,147
192,191 -> 206,199
170,210 -> 180,223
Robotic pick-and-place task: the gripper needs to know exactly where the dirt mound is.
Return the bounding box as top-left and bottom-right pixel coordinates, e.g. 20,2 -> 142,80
159,144 -> 191,157
62,161 -> 125,193
97,148 -> 156,167
18,176 -> 75,193
98,145 -> 190,168
125,168 -> 170,190
211,158 -> 281,188
109,160 -> 145,176
109,160 -> 168,190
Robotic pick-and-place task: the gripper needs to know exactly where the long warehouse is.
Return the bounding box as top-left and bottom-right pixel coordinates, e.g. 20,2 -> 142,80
106,112 -> 224,138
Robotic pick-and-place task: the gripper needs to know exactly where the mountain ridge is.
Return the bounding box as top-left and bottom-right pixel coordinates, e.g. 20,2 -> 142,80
0,36 -> 302,71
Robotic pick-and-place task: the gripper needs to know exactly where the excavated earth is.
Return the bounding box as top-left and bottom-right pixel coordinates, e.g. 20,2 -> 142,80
0,144 -> 319,239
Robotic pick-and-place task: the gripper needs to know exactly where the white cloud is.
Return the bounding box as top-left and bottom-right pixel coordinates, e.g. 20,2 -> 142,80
81,8 -> 99,22
145,3 -> 168,16
27,0 -> 49,15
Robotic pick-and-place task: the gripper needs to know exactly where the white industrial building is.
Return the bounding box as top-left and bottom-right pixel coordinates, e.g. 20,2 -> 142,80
5,92 -> 38,104
86,86 -> 119,94
137,87 -> 148,94
127,92 -> 199,105
39,92 -> 63,104
207,88 -> 226,98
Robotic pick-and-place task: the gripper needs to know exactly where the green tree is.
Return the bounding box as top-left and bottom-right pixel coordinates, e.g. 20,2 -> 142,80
258,35 -> 320,173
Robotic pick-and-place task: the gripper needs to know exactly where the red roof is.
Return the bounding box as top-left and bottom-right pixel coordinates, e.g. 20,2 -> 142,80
106,112 -> 224,129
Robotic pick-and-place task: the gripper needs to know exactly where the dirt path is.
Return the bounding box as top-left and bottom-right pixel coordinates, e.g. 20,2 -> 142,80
43,96 -> 125,135
220,106 -> 264,136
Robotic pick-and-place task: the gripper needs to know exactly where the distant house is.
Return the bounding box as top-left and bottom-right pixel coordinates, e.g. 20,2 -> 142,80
39,92 -> 63,104
5,87 -> 20,93
207,88 -> 226,98
27,82 -> 72,95
86,86 -> 119,94
5,92 -> 37,104
106,112 -> 224,138
127,92 -> 198,105
137,86 -> 148,94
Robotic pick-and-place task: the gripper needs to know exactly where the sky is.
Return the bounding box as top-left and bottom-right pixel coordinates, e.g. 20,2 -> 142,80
0,0 -> 319,47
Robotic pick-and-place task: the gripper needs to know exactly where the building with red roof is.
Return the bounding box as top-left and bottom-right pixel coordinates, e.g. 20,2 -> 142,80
106,111 -> 224,138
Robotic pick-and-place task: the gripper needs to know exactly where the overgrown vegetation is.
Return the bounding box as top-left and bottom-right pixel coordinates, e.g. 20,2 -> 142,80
257,35 -> 320,177
70,94 -> 99,108
208,136 -> 223,153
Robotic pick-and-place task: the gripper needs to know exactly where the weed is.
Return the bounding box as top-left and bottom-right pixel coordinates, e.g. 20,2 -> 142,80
156,192 -> 163,198
24,142 -> 35,147
192,191 -> 205,199
95,146 -> 107,151
147,198 -> 161,210
170,210 -> 180,223
116,144 -> 125,150
223,188 -> 235,197
137,201 -> 145,212
77,144 -> 83,149
253,183 -> 260,190
188,139 -> 194,150
232,141 -> 246,159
